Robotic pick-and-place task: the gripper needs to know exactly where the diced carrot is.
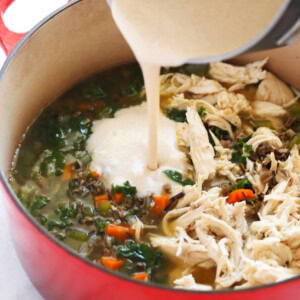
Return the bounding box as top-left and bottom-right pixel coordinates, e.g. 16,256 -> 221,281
95,194 -> 109,206
101,256 -> 123,270
152,196 -> 170,215
227,189 -> 255,204
98,101 -> 104,109
91,170 -> 100,179
113,193 -> 124,204
132,272 -> 148,281
106,224 -> 137,241
62,164 -> 73,181
78,103 -> 89,110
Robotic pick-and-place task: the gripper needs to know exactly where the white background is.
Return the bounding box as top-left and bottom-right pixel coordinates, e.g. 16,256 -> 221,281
0,1 -> 70,299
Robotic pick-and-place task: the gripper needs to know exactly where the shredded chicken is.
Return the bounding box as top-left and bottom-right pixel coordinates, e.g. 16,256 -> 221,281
151,59 -> 300,290
174,274 -> 213,290
209,58 -> 268,91
246,127 -> 282,151
186,106 -> 216,182
256,72 -> 297,108
160,73 -> 224,97
252,101 -> 287,118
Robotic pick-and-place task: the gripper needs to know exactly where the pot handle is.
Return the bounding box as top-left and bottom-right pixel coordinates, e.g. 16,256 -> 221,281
0,0 -> 73,55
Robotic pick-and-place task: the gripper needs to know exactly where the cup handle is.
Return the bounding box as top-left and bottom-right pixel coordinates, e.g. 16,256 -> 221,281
0,0 -> 73,55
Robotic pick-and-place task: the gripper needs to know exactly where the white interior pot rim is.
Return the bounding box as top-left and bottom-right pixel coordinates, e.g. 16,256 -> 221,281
0,0 -> 299,295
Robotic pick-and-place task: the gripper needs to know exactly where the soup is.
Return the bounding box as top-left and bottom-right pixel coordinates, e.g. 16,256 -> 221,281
10,60 -> 300,290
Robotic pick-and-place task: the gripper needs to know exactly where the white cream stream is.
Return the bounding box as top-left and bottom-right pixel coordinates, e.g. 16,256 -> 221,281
87,103 -> 187,196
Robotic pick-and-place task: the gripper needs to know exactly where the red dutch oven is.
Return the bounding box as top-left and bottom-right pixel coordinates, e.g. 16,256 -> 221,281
0,0 -> 299,299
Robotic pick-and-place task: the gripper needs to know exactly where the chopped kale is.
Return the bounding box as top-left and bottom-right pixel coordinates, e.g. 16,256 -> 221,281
163,170 -> 195,186
40,150 -> 66,177
116,241 -> 165,277
166,109 -> 187,122
230,178 -> 252,192
29,195 -> 50,216
122,81 -> 143,98
231,134 -> 253,165
198,106 -> 206,120
111,181 -> 137,199
232,134 -> 253,151
95,218 -> 110,233
166,106 -> 206,123
82,83 -> 107,99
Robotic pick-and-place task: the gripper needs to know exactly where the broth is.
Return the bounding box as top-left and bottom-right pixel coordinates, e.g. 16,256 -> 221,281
10,61 -> 300,289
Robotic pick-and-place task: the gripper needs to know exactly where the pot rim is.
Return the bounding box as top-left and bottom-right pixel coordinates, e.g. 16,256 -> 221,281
0,0 -> 299,295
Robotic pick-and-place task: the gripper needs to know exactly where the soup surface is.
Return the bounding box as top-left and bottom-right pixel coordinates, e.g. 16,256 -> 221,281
10,61 -> 300,289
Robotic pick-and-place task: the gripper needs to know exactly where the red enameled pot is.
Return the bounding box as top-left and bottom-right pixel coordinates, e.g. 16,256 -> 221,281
0,0 -> 299,299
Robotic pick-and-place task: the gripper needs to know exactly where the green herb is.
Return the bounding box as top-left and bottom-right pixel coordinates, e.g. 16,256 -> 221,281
116,241 -> 165,277
47,219 -> 72,231
29,195 -> 50,216
40,215 -> 48,225
212,127 -> 230,140
94,218 -> 110,233
40,150 -> 66,177
58,202 -> 78,221
163,170 -> 195,186
35,112 -> 69,150
112,181 -> 137,199
56,233 -> 66,241
232,134 -> 253,151
122,82 -> 143,98
231,134 -> 253,165
198,106 -> 206,119
166,109 -> 187,122
230,178 -> 252,192
166,107 -> 206,123
82,83 -> 107,99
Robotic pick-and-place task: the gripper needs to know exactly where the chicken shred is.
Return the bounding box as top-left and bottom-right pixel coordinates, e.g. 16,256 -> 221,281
256,72 -> 297,108
186,106 -> 216,182
150,59 -> 300,290
209,58 -> 268,91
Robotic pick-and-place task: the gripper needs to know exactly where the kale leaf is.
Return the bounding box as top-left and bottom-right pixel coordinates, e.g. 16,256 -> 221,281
95,218 -> 110,233
166,106 -> 206,123
29,195 -> 50,216
163,170 -> 195,186
111,181 -> 137,199
231,134 -> 253,165
166,109 -> 187,122
40,151 -> 66,177
230,178 -> 252,192
116,241 -> 165,277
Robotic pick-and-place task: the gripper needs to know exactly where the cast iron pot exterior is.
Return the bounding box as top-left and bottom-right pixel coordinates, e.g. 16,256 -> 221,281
0,1 -> 299,299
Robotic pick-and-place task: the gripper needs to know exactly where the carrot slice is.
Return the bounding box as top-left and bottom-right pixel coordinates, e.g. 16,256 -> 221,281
113,193 -> 124,204
91,170 -> 100,179
95,194 -> 109,206
132,272 -> 148,281
78,103 -> 89,110
227,189 -> 255,204
106,224 -> 136,241
152,196 -> 170,215
101,256 -> 123,270
62,164 -> 73,181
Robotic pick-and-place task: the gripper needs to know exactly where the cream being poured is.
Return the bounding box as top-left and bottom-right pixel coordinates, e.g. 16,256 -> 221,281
110,0 -> 284,170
